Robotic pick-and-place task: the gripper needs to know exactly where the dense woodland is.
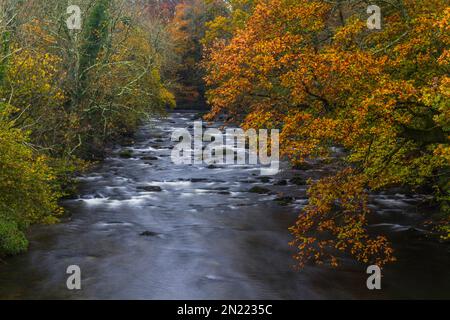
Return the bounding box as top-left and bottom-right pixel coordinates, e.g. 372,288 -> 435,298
0,0 -> 448,268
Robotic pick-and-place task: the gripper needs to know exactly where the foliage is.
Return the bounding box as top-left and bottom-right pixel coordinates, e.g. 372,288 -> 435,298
203,0 -> 450,267
169,0 -> 228,108
0,0 -> 177,256
79,0 -> 111,87
0,104 -> 62,256
202,0 -> 256,46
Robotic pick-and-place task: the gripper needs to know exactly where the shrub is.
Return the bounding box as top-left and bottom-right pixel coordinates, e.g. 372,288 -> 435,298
0,104 -> 62,256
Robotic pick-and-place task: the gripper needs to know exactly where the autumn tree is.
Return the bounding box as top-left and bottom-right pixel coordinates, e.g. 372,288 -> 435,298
203,0 -> 449,267
169,0 -> 227,108
0,0 -> 177,255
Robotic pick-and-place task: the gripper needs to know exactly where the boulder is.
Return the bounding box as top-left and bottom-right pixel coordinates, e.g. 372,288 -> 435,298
248,186 -> 271,194
137,186 -> 162,192
119,150 -> 133,159
141,156 -> 159,161
140,231 -> 159,237
274,196 -> 295,206
290,176 -> 306,186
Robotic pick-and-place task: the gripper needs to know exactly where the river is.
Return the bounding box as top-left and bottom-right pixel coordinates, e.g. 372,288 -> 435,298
0,111 -> 449,299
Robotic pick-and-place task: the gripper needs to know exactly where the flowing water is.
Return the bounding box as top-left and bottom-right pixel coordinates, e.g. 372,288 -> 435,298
0,112 -> 449,299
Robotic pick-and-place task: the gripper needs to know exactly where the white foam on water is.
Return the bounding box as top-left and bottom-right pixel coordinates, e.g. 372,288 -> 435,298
192,189 -> 211,194
77,175 -> 103,182
370,223 -> 411,231
131,146 -> 158,152
94,222 -> 134,228
119,194 -> 157,206
205,274 -> 226,281
81,198 -> 110,206
158,181 -> 192,186
375,198 -> 409,208
180,193 -> 195,198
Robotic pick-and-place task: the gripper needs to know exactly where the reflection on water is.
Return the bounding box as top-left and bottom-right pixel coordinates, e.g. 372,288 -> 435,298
0,112 -> 449,299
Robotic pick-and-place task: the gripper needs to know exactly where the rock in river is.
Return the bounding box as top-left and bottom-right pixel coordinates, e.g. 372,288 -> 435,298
140,231 -> 159,237
141,156 -> 159,161
137,186 -> 162,192
248,186 -> 271,194
119,150 -> 133,159
290,176 -> 306,186
274,179 -> 288,186
274,196 -> 295,206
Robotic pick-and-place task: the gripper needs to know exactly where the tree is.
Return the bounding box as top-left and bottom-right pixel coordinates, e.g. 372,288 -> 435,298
0,104 -> 62,256
203,0 -> 449,267
169,0 -> 227,108
0,0 -> 178,256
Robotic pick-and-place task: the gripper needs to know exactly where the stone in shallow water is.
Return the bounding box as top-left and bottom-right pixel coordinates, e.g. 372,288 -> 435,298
275,179 -> 288,186
213,187 -> 229,191
257,176 -> 272,183
137,186 -> 162,192
248,186 -> 271,194
141,156 -> 159,161
292,162 -> 313,170
290,176 -> 306,186
139,231 -> 159,237
274,196 -> 295,206
119,150 -> 133,158
190,178 -> 209,183
239,179 -> 257,183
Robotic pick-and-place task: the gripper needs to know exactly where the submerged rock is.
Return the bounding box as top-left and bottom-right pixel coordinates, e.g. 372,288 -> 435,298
119,150 -> 133,159
137,186 -> 162,192
190,178 -> 209,183
257,176 -> 272,183
249,186 -> 271,194
274,196 -> 295,206
404,227 -> 427,240
140,231 -> 159,237
239,179 -> 257,183
141,156 -> 159,161
290,176 -> 306,186
213,187 -> 229,191
274,179 -> 288,186
292,162 -> 313,170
